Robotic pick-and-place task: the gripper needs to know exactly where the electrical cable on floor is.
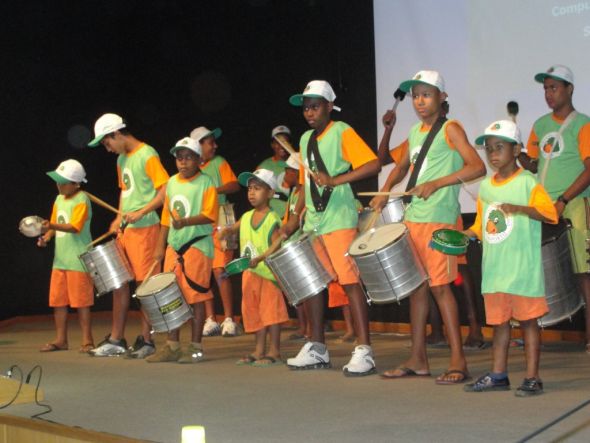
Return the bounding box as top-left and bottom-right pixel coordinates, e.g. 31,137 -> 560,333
25,365 -> 53,419
515,398 -> 590,443
0,365 -> 24,409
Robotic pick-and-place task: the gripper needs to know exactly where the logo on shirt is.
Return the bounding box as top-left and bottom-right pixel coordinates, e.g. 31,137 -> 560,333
56,210 -> 68,238
121,167 -> 135,198
409,145 -> 428,179
539,131 -> 565,159
483,205 -> 513,244
169,195 -> 191,221
242,241 -> 258,260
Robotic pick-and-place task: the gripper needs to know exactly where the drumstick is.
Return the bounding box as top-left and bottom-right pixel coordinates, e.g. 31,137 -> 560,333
143,260 -> 159,282
273,135 -> 317,180
363,210 -> 381,233
357,191 -> 410,197
85,191 -> 123,216
391,88 -> 406,112
507,101 -> 519,123
86,230 -> 116,248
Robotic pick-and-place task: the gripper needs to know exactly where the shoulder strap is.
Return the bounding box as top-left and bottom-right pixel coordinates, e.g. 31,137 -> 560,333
307,132 -> 334,212
174,233 -> 211,293
539,111 -> 578,186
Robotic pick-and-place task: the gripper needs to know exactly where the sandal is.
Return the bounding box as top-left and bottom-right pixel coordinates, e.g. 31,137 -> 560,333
79,343 -> 95,353
235,354 -> 259,366
252,356 -> 283,367
40,343 -> 68,352
435,369 -> 471,385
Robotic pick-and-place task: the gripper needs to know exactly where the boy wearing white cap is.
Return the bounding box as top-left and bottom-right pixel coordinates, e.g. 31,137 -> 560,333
463,121 -> 557,396
220,169 -> 288,366
190,126 -> 241,337
38,160 -> 94,353
257,125 -> 292,215
146,137 -> 218,363
520,65 -> 590,353
370,70 -> 485,383
88,113 -> 169,358
283,80 -> 381,376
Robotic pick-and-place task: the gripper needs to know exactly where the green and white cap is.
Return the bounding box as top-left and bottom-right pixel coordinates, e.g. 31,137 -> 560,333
88,113 -> 126,147
475,120 -> 521,146
170,137 -> 201,157
47,159 -> 87,184
399,70 -> 445,93
289,80 -> 341,111
238,169 -> 277,190
534,64 -> 574,85
271,125 -> 291,138
190,126 -> 222,144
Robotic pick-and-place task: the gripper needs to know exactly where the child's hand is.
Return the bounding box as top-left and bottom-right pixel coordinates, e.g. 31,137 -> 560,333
109,216 -> 123,234
409,180 -> 440,200
498,203 -> 519,215
249,256 -> 264,268
153,245 -> 165,263
124,210 -> 144,224
37,236 -> 49,248
40,220 -> 50,234
314,171 -> 335,188
382,109 -> 397,128
369,195 -> 389,212
171,217 -> 186,230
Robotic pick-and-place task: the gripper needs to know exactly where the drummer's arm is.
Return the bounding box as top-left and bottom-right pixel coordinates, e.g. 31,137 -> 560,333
47,202 -> 88,234
282,192 -> 305,236
217,180 -> 240,195
154,225 -> 169,263
124,185 -> 167,224
218,220 -> 240,240
251,225 -> 283,267
368,150 -> 410,211
500,184 -> 559,224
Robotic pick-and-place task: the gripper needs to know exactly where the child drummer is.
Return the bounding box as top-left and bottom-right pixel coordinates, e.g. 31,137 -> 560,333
38,159 -> 94,353
463,120 -> 557,395
147,137 -> 218,363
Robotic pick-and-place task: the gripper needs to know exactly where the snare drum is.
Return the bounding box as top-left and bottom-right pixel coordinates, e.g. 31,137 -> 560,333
218,203 -> 238,250
266,233 -> 336,306
357,198 -> 405,233
79,240 -> 134,296
349,223 -> 428,304
135,272 -> 193,333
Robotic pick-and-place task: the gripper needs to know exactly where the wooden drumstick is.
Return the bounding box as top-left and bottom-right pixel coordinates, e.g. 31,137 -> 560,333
86,230 -> 116,248
273,135 -> 317,180
391,88 -> 406,112
84,191 -> 123,216
144,260 -> 159,282
363,210 -> 381,233
357,191 -> 409,197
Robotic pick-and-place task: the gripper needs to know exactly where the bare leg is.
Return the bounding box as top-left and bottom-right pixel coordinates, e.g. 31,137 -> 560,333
111,284 -> 130,340
295,304 -> 307,336
204,298 -> 215,320
267,324 -> 281,359
135,280 -> 153,343
254,327 -> 267,358
520,319 -> 541,379
459,264 -> 484,346
52,307 -> 69,347
427,293 -> 446,345
307,291 -> 326,343
191,302 -> 206,344
340,305 -> 356,341
343,284 -> 370,345
213,268 -> 234,319
491,322 -> 510,374
77,307 -> 93,346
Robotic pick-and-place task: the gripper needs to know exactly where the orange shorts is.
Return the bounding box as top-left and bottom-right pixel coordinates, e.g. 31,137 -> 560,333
484,293 -> 549,325
164,246 -> 213,305
321,229 -> 360,286
212,233 -> 234,269
455,216 -> 467,265
119,225 -> 160,281
405,221 -> 457,287
328,281 -> 349,308
241,271 -> 288,333
49,269 -> 94,308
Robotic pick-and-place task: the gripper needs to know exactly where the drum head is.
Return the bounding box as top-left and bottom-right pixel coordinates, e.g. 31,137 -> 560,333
349,223 -> 406,256
430,229 -> 469,255
225,257 -> 250,275
136,272 -> 176,297
19,215 -> 43,237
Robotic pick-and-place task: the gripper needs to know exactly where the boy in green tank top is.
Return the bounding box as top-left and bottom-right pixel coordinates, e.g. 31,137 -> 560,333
38,159 -> 94,353
463,120 -> 557,396
220,169 -> 288,366
371,71 -> 486,384
519,65 -> 590,353
257,125 -> 292,215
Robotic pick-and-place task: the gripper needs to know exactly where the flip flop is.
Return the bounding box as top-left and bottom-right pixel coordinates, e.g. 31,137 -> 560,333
252,356 -> 283,367
381,366 -> 431,379
435,369 -> 471,385
235,354 -> 259,366
40,343 -> 68,352
79,343 -> 95,353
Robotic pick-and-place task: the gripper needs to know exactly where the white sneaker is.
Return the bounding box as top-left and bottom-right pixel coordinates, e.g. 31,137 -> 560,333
202,317 -> 221,336
220,317 -> 237,337
287,342 -> 331,370
88,336 -> 127,357
342,345 -> 376,377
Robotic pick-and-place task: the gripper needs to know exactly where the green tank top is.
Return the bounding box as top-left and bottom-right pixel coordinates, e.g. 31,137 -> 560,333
53,191 -> 92,272
165,173 -> 215,258
478,170 -> 545,297
201,156 -> 229,204
239,209 -> 281,281
117,144 -> 161,228
532,112 -> 590,199
404,120 -> 463,224
299,121 -> 359,234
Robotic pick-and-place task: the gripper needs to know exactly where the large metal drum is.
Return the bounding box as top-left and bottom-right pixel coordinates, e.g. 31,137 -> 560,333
357,198 -> 405,233
135,273 -> 193,333
266,233 -> 336,306
79,240 -> 134,296
349,223 -> 428,304
538,221 -> 584,327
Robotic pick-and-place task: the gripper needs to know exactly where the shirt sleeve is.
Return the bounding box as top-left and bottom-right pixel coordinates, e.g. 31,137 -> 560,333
390,139 -> 409,164
145,156 -> 169,189
529,184 -> 559,224
218,159 -> 238,185
201,184 -> 219,224
116,164 -> 123,189
341,127 -> 377,169
161,195 -> 171,227
50,203 -> 58,223
443,120 -> 464,150
577,122 -> 590,161
468,197 -> 483,240
526,129 -> 539,159
70,202 -> 89,233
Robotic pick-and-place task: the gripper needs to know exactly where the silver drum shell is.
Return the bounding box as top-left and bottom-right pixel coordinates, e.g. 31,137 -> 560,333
79,240 -> 134,296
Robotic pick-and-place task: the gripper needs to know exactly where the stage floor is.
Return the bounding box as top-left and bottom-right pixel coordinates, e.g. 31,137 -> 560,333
1,314 -> 589,443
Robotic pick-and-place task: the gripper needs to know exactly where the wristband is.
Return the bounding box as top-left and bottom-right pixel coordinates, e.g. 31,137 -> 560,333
557,195 -> 569,205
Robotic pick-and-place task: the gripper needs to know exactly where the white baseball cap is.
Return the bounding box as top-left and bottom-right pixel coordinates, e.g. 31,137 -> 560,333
289,80 -> 341,111
271,125 -> 291,138
534,64 -> 574,85
88,113 -> 126,147
47,159 -> 88,184
238,169 -> 277,190
170,137 -> 201,157
475,120 -> 522,146
285,153 -> 300,170
190,126 -> 222,144
399,70 -> 445,93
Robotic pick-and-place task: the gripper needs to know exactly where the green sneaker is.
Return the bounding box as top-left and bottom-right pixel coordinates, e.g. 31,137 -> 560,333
146,345 -> 181,363
177,344 -> 205,364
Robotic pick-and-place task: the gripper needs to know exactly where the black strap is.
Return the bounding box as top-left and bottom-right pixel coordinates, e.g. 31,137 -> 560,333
403,117 -> 447,204
174,233 -> 210,293
273,192 -> 289,202
307,132 -> 334,212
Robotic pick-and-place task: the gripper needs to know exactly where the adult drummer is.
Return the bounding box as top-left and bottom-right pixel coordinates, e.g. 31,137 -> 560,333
257,125 -> 292,215
190,126 -> 241,337
88,113 -> 169,358
282,80 -> 381,376
519,65 -> 590,352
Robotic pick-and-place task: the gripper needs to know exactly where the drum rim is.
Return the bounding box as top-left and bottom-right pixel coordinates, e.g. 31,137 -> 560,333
136,272 -> 177,297
225,256 -> 251,275
431,228 -> 469,248
349,224 -> 407,257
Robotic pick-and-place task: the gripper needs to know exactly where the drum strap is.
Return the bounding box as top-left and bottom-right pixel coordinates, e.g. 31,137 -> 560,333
307,132 -> 334,212
402,116 -> 447,204
273,192 -> 289,202
174,234 -> 211,293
